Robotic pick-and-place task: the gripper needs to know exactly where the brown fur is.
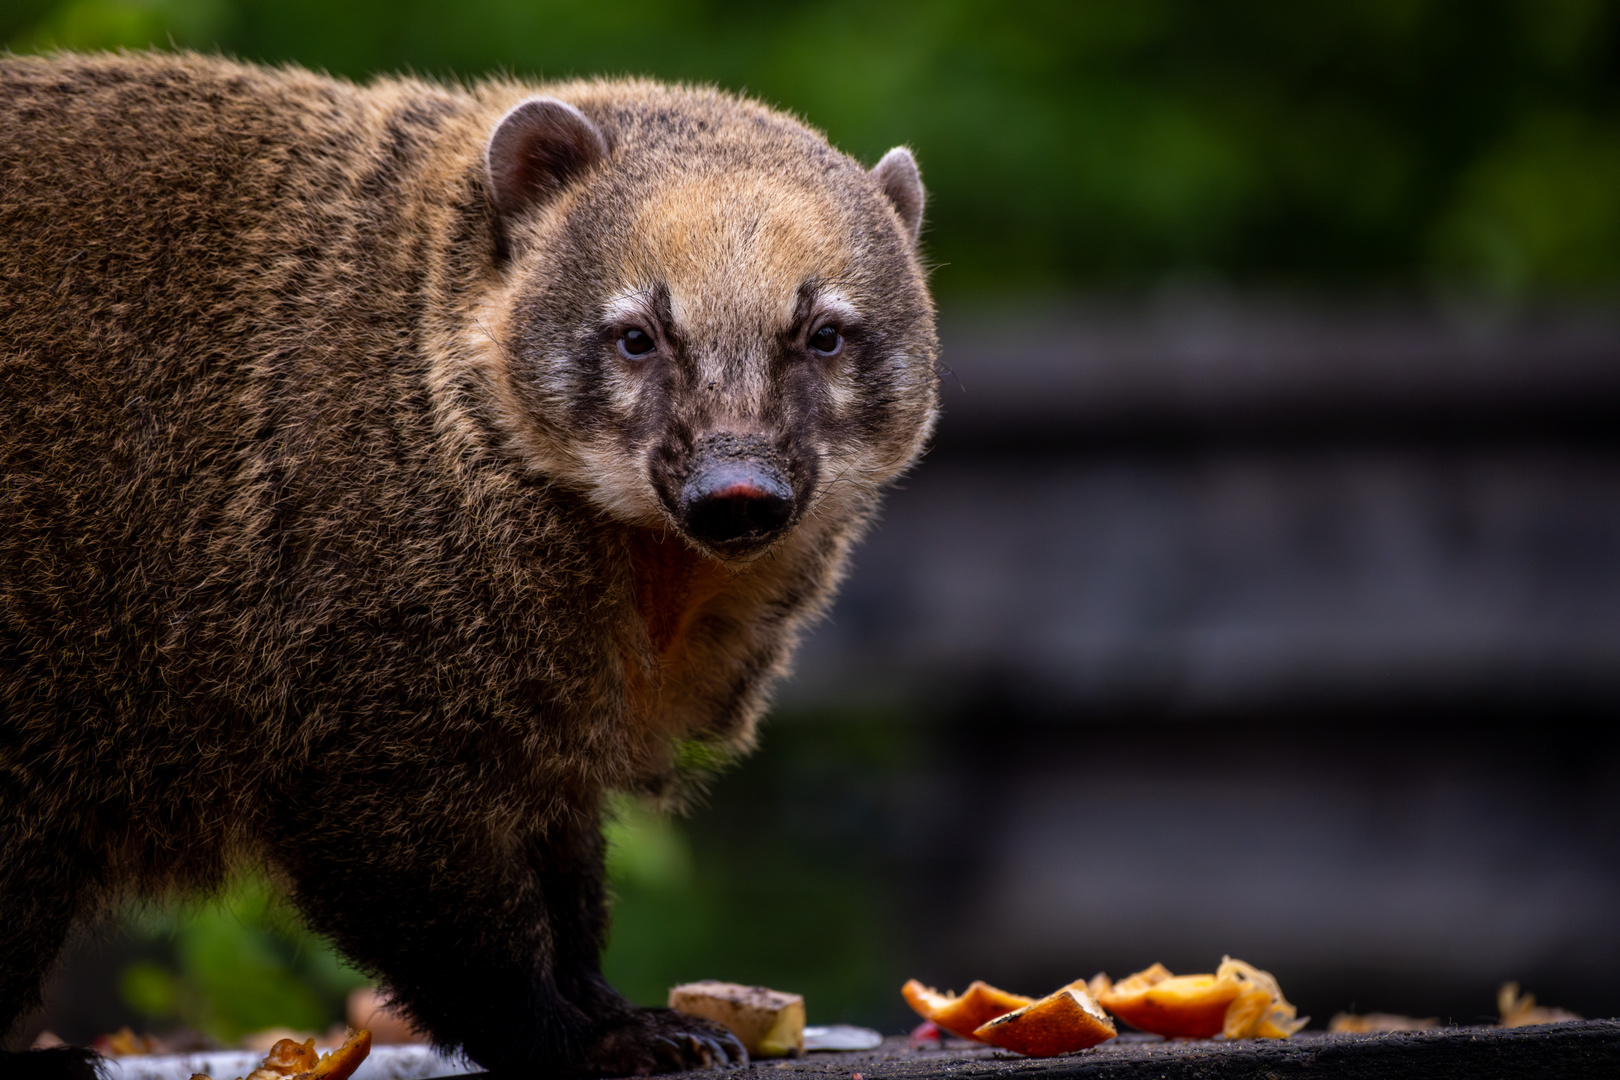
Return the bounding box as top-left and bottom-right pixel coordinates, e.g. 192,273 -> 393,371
0,51 -> 937,1076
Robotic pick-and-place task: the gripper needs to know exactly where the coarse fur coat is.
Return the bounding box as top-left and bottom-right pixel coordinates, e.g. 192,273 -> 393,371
0,51 -> 937,1077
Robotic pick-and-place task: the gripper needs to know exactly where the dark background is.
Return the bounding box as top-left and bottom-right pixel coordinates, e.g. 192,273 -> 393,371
6,0 -> 1619,1046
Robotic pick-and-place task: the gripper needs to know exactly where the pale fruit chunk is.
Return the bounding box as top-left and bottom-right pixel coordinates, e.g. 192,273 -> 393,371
971,982 -> 1117,1057
901,979 -> 1034,1041
669,981 -> 806,1058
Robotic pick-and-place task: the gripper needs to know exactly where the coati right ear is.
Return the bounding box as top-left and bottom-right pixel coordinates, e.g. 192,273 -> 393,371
485,97 -> 609,247
871,146 -> 925,246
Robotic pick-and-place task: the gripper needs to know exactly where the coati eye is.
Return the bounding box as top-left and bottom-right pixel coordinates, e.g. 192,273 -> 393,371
808,324 -> 842,356
618,327 -> 656,359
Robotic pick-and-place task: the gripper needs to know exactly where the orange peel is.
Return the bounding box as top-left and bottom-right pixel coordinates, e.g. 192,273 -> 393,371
971,982 -> 1117,1056
1094,958 -> 1305,1040
901,979 -> 1034,1041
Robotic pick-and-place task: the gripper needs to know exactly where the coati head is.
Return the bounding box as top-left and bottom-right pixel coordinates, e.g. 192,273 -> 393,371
474,82 -> 938,560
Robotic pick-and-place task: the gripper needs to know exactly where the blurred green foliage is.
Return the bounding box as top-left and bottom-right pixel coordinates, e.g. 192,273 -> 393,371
602,713 -> 918,1024
108,714 -> 911,1041
9,0 -> 1620,300
118,875 -> 366,1043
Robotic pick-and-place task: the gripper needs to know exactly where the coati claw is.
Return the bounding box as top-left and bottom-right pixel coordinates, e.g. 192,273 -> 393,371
584,1008 -> 748,1075
690,1029 -> 747,1067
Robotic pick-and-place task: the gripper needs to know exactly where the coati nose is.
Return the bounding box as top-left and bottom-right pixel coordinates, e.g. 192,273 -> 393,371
680,460 -> 795,546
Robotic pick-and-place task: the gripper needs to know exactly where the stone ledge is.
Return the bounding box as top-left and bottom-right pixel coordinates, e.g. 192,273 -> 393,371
604,1020 -> 1620,1080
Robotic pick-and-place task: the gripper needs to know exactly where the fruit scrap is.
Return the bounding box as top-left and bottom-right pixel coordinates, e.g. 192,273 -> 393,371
902,978 -> 1115,1057
971,982 -> 1117,1056
1092,964 -> 1236,1040
1328,1013 -> 1439,1033
1498,982 -> 1582,1028
669,980 -> 806,1058
188,1028 -> 372,1080
1094,957 -> 1306,1040
92,1027 -> 162,1056
1217,958 -> 1308,1039
907,1019 -> 943,1048
901,979 -> 1033,1040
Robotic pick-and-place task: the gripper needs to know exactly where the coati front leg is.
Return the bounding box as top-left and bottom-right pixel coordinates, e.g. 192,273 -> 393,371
0,816 -> 104,1079
265,784 -> 745,1077
524,797 -> 748,1077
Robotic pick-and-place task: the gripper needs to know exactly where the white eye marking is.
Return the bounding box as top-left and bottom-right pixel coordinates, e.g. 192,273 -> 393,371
804,288 -> 857,357
815,290 -> 859,324
603,288 -> 666,364
603,287 -> 659,326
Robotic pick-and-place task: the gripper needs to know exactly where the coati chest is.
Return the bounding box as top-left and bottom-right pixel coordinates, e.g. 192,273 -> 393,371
631,530 -> 732,659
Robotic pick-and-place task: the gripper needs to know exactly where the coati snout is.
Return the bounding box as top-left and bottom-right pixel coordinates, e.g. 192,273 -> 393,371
676,434 -> 800,551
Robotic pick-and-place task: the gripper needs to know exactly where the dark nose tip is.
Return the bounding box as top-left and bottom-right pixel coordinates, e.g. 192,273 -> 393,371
681,460 -> 795,546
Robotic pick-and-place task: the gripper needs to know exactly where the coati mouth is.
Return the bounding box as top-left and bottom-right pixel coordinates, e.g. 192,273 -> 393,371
674,434 -> 799,555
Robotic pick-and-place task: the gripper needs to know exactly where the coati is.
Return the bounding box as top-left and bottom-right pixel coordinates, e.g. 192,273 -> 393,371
0,51 -> 938,1078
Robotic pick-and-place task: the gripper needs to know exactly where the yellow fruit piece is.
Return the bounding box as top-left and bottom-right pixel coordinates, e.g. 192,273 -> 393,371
1498,982 -> 1583,1028
901,979 -> 1034,1041
1221,984 -> 1277,1039
971,983 -> 1117,1057
669,980 -> 806,1058
1217,957 -> 1307,1039
196,1029 -> 372,1080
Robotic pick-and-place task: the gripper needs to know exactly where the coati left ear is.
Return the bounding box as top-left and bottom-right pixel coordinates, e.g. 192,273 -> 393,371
485,97 -> 609,243
871,147 -> 925,245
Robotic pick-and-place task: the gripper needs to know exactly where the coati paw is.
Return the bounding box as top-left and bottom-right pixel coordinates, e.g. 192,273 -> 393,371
583,1007 -> 748,1076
